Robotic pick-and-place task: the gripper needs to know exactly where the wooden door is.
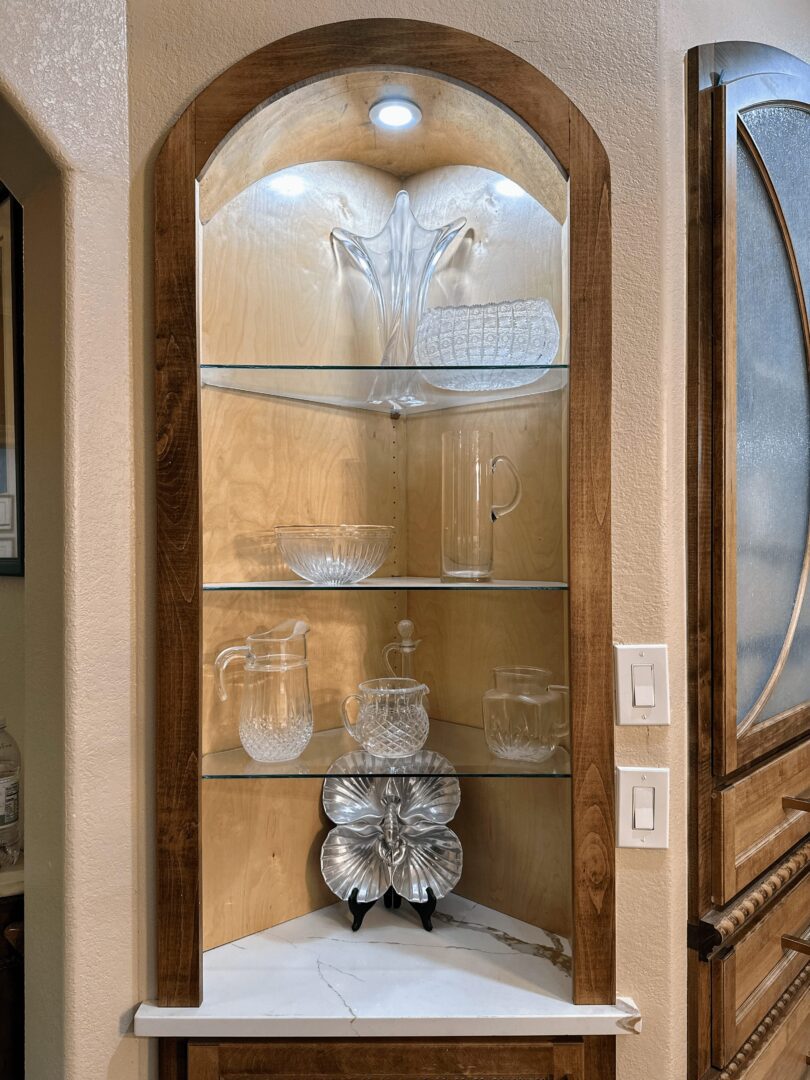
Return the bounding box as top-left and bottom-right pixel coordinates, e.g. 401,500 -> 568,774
688,41 -> 810,1080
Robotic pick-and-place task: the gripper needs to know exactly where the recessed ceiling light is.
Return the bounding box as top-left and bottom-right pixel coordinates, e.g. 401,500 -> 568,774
268,173 -> 306,196
494,177 -> 526,198
369,99 -> 422,130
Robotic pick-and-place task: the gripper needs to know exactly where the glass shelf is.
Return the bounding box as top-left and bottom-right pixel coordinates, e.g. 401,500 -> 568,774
200,363 -> 568,414
203,576 -> 568,592
202,719 -> 571,779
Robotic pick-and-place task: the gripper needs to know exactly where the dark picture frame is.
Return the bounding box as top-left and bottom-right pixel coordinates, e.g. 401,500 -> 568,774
0,184 -> 23,576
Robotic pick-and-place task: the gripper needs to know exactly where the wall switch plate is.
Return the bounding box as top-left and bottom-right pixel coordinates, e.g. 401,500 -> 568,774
616,766 -> 669,848
614,643 -> 670,725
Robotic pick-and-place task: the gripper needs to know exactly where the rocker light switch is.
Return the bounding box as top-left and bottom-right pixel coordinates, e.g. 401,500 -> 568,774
632,786 -> 655,830
617,767 -> 669,847
631,664 -> 655,708
614,644 -> 670,725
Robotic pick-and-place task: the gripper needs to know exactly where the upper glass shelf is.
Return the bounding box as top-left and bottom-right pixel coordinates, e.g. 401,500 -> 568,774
201,718 -> 571,779
200,364 -> 568,414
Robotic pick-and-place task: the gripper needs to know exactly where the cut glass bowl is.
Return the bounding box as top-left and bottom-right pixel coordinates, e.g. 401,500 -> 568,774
275,525 -> 394,585
413,298 -> 560,391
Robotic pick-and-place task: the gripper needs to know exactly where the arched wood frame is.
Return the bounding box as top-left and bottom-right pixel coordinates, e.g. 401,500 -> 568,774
155,18 -> 612,1009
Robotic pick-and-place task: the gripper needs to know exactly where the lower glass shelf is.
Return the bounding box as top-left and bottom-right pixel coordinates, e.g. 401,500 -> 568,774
201,719 -> 571,779
203,576 -> 568,592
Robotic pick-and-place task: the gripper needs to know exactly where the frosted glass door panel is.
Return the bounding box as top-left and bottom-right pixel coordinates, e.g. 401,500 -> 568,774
742,106 -> 810,305
734,136 -> 810,726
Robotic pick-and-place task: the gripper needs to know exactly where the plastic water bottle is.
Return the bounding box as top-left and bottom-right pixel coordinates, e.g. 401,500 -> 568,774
0,718 -> 20,866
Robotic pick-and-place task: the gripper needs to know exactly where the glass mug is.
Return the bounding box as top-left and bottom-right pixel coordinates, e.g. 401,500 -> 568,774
341,677 -> 430,758
482,666 -> 568,763
215,620 -> 313,763
441,430 -> 522,580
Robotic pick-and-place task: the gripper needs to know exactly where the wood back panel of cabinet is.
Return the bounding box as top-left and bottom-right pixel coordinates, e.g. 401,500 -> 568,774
712,741 -> 810,905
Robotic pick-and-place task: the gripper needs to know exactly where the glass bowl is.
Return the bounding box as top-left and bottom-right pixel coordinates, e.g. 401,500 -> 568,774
275,525 -> 394,585
413,298 -> 560,391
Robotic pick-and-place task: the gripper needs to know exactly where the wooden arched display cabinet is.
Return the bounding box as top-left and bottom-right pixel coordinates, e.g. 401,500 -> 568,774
136,19 -> 631,1080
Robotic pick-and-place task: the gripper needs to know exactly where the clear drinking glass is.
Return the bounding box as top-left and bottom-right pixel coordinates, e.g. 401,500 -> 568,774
441,430 -> 522,580
482,667 -> 568,763
341,677 -> 430,758
215,620 -> 313,762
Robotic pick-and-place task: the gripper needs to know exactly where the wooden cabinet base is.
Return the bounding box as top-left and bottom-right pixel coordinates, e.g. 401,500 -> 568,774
164,1037 -> 616,1080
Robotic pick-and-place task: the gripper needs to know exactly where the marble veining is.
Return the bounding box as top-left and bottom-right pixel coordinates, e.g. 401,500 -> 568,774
134,894 -> 640,1038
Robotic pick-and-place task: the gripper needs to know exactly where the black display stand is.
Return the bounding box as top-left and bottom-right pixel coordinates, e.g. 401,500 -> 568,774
348,886 -> 437,932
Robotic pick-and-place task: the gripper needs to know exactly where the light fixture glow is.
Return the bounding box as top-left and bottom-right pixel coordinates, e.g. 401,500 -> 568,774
369,99 -> 422,130
494,177 -> 526,198
268,173 -> 306,196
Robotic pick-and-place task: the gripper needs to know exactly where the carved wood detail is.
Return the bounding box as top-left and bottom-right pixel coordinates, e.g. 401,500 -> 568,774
712,840 -> 810,943
717,966 -> 810,1079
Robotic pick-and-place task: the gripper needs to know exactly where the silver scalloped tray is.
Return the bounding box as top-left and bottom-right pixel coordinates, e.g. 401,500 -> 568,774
321,750 -> 463,904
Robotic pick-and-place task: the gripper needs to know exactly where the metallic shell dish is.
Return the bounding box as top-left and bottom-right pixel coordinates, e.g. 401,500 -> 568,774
321,771 -> 386,825
324,749 -> 459,822
320,824 -> 389,902
391,825 -> 463,903
320,749 -> 463,904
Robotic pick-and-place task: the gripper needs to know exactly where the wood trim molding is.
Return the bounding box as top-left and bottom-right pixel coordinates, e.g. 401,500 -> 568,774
154,17 -> 614,1008
155,101 -> 203,1007
566,102 -> 614,1007
717,965 -> 810,1079
704,839 -> 810,949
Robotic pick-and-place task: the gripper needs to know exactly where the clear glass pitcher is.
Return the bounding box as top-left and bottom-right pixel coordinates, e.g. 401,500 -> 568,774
215,620 -> 313,762
341,677 -> 430,758
482,666 -> 568,763
441,430 -> 522,580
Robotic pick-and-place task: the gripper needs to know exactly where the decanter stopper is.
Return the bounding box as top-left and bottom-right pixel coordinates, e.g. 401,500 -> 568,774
382,619 -> 421,679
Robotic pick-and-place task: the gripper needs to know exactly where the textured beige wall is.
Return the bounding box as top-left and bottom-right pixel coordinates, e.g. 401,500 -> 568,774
0,1 -> 805,1078
0,3 -> 145,1079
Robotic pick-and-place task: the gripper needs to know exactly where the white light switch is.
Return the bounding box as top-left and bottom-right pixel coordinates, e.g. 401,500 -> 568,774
631,665 -> 655,708
614,644 -> 670,725
632,786 -> 655,830
617,767 -> 669,848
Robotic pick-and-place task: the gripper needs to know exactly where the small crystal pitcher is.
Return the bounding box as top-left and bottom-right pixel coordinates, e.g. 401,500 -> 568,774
215,620 -> 313,762
441,430 -> 522,580
482,666 -> 568,763
341,677 -> 430,758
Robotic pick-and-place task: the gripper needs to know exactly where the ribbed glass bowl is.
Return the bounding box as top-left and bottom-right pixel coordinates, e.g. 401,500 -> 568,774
275,525 -> 394,585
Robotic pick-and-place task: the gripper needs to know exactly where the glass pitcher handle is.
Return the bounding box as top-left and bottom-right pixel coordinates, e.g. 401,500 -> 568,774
491,454 -> 522,521
341,693 -> 362,741
214,645 -> 249,703
382,642 -> 400,677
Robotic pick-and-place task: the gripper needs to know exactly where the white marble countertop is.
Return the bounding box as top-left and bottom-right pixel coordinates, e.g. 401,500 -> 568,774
135,894 -> 640,1038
